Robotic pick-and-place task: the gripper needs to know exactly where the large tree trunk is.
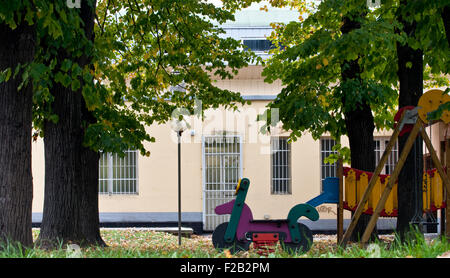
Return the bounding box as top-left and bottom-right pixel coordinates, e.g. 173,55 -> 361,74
79,95 -> 104,245
76,0 -> 104,246
0,19 -> 35,247
39,79 -> 85,247
340,16 -> 378,242
344,103 -> 377,242
38,0 -> 104,248
442,6 -> 450,47
396,4 -> 424,240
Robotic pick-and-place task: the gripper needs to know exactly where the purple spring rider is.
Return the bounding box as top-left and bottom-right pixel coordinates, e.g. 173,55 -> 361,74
211,178 -> 321,254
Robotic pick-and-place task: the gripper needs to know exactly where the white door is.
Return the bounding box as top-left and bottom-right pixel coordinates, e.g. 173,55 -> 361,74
202,135 -> 242,231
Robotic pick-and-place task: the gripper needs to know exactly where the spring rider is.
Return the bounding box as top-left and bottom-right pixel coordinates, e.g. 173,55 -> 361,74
212,178 -> 320,254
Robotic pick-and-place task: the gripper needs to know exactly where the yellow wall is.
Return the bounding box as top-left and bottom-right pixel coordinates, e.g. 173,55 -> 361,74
30,64 -> 446,230
31,139 -> 45,213
31,99 -> 393,222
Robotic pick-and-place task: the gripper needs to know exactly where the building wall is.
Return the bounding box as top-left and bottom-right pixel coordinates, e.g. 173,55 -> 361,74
30,5 -> 447,232
31,89 -> 408,233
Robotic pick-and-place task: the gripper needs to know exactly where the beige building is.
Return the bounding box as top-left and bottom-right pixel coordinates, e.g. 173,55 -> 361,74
31,6 -> 448,234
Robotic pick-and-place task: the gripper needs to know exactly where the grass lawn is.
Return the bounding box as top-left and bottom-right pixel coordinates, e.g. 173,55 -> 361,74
0,228 -> 448,258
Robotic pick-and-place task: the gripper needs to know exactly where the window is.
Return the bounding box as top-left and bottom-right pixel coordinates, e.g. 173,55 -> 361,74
374,138 -> 398,174
99,150 -> 138,194
320,137 -> 398,188
271,137 -> 291,194
320,138 -> 337,190
243,39 -> 275,52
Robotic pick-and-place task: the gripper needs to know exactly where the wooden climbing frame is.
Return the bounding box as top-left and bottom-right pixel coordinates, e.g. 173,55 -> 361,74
339,90 -> 450,247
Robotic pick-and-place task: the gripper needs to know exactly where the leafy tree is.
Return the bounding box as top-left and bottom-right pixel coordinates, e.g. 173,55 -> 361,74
261,0 -> 449,240
24,0 -> 257,247
376,0 -> 449,239
86,0 -> 257,154
420,3 -> 450,128
394,0 -> 425,239
260,0 -> 400,240
32,0 -> 105,247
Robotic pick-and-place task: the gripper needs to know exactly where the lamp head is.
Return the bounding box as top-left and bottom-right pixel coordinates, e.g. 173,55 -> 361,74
170,107 -> 190,133
170,118 -> 188,133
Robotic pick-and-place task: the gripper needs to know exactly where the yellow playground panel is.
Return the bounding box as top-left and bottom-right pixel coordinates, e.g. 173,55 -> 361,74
343,167 -> 446,217
339,88 -> 450,246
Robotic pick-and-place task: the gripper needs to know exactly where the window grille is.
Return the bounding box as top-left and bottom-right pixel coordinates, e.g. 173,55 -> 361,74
320,138 -> 398,188
99,150 -> 138,194
243,39 -> 275,52
271,137 -> 291,194
374,138 -> 398,174
320,138 -> 337,191
203,135 -> 242,231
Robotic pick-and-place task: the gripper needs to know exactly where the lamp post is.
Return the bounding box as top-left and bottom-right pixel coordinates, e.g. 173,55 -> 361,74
177,129 -> 183,246
171,116 -> 188,246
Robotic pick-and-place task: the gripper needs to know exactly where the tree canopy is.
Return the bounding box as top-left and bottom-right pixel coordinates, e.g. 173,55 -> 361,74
2,0 -> 260,156
259,0 -> 449,152
258,0 -> 449,240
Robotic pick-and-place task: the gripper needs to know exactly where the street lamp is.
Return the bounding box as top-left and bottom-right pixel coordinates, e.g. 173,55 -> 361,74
170,114 -> 188,246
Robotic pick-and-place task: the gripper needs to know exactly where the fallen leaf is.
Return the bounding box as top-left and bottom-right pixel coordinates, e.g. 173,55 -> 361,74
224,249 -> 233,258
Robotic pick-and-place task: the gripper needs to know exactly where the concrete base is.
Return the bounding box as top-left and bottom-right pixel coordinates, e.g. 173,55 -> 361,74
100,227 -> 194,237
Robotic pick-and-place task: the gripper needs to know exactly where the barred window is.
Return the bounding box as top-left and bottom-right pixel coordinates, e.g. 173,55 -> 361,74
243,39 -> 275,52
99,150 -> 138,194
271,137 -> 291,195
374,138 -> 398,174
320,138 -> 337,191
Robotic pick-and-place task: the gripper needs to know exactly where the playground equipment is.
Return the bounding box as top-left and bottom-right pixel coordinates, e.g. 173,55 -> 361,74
342,167 -> 446,217
212,178 -> 319,254
339,89 -> 450,247
306,177 -> 340,207
211,89 -> 449,250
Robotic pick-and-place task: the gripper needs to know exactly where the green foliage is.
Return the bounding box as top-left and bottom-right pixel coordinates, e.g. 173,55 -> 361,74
86,0 -> 259,155
324,143 -> 351,165
0,68 -> 12,83
3,0 -> 447,157
427,88 -> 450,121
396,0 -> 450,75
27,0 -> 93,139
0,0 -> 35,29
1,0 -> 260,156
316,226 -> 450,258
260,0 -> 399,144
259,0 -> 449,146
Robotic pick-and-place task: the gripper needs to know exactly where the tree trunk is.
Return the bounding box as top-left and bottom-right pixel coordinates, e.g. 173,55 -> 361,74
344,104 -> 377,242
340,16 -> 378,242
38,0 -> 104,248
442,6 -> 450,48
0,19 -> 35,247
79,94 -> 104,245
75,0 -> 104,246
39,80 -> 85,247
396,0 -> 424,241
